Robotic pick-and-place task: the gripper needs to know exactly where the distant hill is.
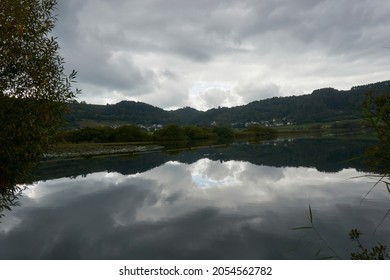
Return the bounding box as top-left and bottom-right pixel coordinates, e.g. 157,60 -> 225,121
171,106 -> 203,124
64,100 -> 179,128
64,80 -> 390,128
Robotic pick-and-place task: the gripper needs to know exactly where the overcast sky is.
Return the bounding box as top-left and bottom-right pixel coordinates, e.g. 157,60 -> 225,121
54,0 -> 390,110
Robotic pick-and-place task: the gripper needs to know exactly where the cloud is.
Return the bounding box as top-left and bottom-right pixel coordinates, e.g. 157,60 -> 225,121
192,87 -> 241,110
236,82 -> 281,103
53,0 -> 390,109
1,159 -> 389,259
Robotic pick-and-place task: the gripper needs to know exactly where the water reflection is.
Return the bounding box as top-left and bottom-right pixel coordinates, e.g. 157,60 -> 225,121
30,136 -> 377,183
0,185 -> 25,225
1,155 -> 389,259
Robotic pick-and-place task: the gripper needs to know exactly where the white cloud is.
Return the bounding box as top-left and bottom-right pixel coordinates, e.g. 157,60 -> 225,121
188,83 -> 240,110
54,0 -> 390,109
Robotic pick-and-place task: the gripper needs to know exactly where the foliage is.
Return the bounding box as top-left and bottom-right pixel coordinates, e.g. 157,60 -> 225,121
183,125 -> 211,140
238,124 -> 277,139
114,125 -> 152,142
31,137 -> 375,183
0,0 -> 79,190
153,124 -> 212,141
59,125 -> 151,143
294,93 -> 390,260
331,119 -> 370,131
153,125 -> 187,141
0,185 -> 26,222
171,107 -> 202,124
211,126 -> 235,142
348,92 -> 390,260
64,81 -> 390,127
59,126 -> 114,143
64,100 -> 178,128
152,125 -> 215,142
349,229 -> 389,260
363,93 -> 390,176
294,204 -> 390,260
59,124 -> 236,143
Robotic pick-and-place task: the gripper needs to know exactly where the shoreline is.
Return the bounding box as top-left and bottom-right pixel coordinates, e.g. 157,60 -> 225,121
42,142 -> 163,160
42,130 -> 374,161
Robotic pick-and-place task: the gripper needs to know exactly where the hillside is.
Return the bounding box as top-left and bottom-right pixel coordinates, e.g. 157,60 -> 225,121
64,100 -> 179,128
64,80 -> 390,128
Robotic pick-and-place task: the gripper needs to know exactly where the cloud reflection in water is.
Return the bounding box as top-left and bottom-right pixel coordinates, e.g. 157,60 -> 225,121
0,158 -> 389,260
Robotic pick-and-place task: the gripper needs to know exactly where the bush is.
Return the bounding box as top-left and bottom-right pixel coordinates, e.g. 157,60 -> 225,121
212,126 -> 235,141
114,125 -> 151,142
153,125 -> 187,141
245,125 -> 277,137
59,125 -> 151,143
183,126 -> 210,140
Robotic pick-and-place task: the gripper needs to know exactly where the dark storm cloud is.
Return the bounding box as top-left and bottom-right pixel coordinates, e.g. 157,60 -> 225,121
53,0 -> 390,108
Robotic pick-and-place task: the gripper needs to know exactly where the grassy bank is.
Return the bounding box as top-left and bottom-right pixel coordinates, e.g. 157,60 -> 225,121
43,142 -> 163,160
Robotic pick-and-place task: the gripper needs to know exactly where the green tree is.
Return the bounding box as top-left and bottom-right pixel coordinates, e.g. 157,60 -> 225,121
153,125 -> 187,141
114,125 -> 151,142
212,126 -> 235,142
183,125 -> 210,140
364,93 -> 390,177
0,0 -> 79,190
347,94 -> 389,259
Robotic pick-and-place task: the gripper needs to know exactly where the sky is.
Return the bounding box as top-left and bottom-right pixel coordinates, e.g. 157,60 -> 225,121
54,0 -> 390,111
2,159 -> 388,259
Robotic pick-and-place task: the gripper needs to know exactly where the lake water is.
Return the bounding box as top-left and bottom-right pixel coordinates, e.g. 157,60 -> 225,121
1,136 -> 389,259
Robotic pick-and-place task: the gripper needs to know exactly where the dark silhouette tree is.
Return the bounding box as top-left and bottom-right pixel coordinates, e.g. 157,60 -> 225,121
364,93 -> 390,177
0,0 -> 79,191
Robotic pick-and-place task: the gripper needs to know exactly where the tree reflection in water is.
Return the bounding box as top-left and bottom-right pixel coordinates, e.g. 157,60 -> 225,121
0,136 -> 388,259
0,185 -> 26,222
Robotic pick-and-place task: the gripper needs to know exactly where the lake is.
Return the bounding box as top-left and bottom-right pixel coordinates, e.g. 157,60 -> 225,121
1,136 -> 389,259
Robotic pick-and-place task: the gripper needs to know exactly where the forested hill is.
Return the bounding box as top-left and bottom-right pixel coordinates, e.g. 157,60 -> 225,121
64,80 -> 390,128
64,100 -> 178,127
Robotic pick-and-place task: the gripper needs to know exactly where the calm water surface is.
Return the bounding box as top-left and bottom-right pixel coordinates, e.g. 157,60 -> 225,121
0,137 -> 389,259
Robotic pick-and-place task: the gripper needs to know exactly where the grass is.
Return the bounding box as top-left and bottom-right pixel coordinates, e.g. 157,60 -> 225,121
44,142 -> 162,159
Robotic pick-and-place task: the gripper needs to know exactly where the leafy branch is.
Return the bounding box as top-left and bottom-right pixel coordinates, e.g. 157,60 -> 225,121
349,229 -> 389,260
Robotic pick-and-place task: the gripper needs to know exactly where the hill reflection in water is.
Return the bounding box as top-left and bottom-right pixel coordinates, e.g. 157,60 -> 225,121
1,136 -> 389,259
32,136 -> 376,182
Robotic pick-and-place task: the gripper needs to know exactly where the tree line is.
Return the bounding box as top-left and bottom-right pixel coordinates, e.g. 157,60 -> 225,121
63,81 -> 390,128
56,124 -> 277,143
